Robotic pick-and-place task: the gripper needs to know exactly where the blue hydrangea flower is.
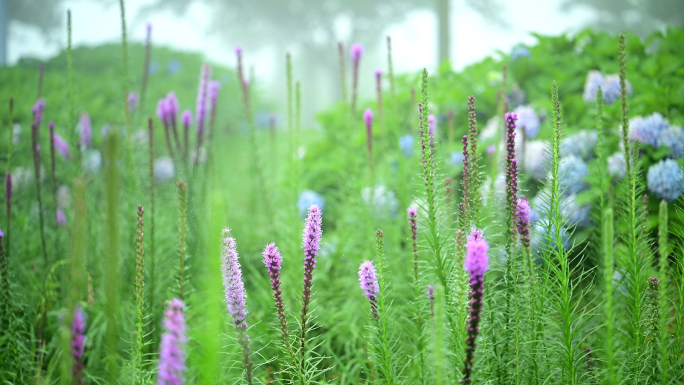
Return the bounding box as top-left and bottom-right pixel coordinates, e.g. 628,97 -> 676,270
361,184 -> 398,218
561,195 -> 592,228
583,71 -> 632,104
399,134 -> 414,157
511,46 -> 531,61
167,59 -> 182,75
513,105 -> 540,139
531,221 -> 571,252
298,190 -> 325,219
558,155 -> 588,195
607,151 -> 626,179
450,152 -> 464,167
657,125 -> 684,159
561,130 -> 598,161
602,74 -> 632,104
524,140 -> 549,180
583,71 -> 603,102
647,159 -> 683,202
628,113 -> 669,147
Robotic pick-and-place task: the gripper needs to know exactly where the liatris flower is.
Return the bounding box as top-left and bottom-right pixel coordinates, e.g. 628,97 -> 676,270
208,81 -> 220,127
181,110 -> 192,158
647,159 -> 684,202
196,64 -> 211,137
31,98 -> 46,127
428,114 -> 437,147
407,207 -> 419,280
516,197 -> 531,248
504,113 -> 519,239
71,304 -> 87,385
262,243 -> 290,344
462,230 -> 489,384
513,105 -> 540,139
374,70 -> 382,112
461,135 -> 472,223
53,132 -> 70,160
300,204 -> 322,352
176,181 -> 188,300
350,43 -> 364,111
56,209 -> 67,227
358,260 -> 379,320
79,113 -> 92,149
364,108 -> 373,155
127,92 -> 139,113
165,92 -> 181,149
156,299 -> 186,385
297,190 -> 325,219
425,284 -> 435,317
607,151 -> 626,179
399,134 -> 414,157
628,112 -> 668,147
221,229 -> 254,382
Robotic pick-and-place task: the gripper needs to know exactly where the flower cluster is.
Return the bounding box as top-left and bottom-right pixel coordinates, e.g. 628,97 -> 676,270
157,299 -> 186,385
358,260 -> 379,320
628,112 -> 683,158
462,230 -> 489,384
607,152 -> 626,179
516,197 -> 531,248
79,113 -> 92,149
647,159 -> 683,202
583,70 -> 632,104
512,105 -> 540,139
71,305 -> 87,385
561,130 -> 598,161
361,184 -> 398,218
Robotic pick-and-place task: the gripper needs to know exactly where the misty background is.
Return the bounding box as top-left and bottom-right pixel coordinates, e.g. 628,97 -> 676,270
2,0 -> 683,124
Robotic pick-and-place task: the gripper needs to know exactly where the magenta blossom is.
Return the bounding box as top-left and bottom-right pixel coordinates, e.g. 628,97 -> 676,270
358,260 -> 379,320
56,209 -> 67,226
79,113 -> 92,149
71,304 -> 87,385
350,43 -> 364,62
156,299 -> 186,385
182,110 -> 192,128
465,230 -> 489,278
53,133 -> 70,160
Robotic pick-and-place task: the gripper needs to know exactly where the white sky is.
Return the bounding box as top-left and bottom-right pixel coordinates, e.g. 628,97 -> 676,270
7,0 -> 592,112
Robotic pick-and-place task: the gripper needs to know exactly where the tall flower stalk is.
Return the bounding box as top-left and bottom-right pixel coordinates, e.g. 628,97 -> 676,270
156,299 -> 186,385
4,172 -> 11,257
300,204 -> 322,366
177,180 -> 188,300
407,208 -> 419,281
221,229 -> 254,384
359,260 -> 380,321
30,98 -> 48,265
467,96 -> 481,224
602,208 -> 616,385
147,118 -> 157,348
350,43 -> 364,112
139,23 -> 152,110
194,64 -> 211,166
262,243 -> 292,347
134,205 -> 146,384
462,230 -> 489,384
658,199 -> 669,383
71,305 -> 87,385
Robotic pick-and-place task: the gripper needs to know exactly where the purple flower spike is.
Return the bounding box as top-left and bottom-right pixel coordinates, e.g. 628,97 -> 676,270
300,204 -> 323,348
56,209 -> 67,226
196,64 -> 212,136
350,43 -> 364,62
79,113 -> 92,149
358,260 -> 379,320
156,299 -> 186,385
166,92 -> 179,123
221,229 -> 248,328
235,46 -> 243,55
425,284 -> 435,317
157,99 -> 168,124
465,230 -> 489,278
516,197 -> 531,248
127,92 -> 139,112
364,108 -> 373,155
407,207 -> 419,280
262,242 -> 290,343
221,229 -> 254,381
31,98 -> 46,127
71,304 -> 87,385
53,133 -> 70,160
504,113 -> 519,241
209,81 -> 221,104
182,110 -> 192,128
462,230 -> 489,383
